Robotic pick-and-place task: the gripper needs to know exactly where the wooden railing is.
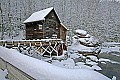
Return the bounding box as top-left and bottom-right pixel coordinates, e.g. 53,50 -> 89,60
0,57 -> 35,80
0,39 -> 64,57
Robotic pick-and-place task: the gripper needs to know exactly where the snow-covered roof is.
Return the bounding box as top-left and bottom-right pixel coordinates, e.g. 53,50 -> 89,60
24,7 -> 54,23
60,23 -> 68,30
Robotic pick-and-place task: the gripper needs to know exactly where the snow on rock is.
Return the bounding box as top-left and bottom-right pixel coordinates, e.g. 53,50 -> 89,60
75,29 -> 87,36
76,62 -> 85,65
87,56 -> 99,61
69,29 -> 100,52
69,53 -> 80,59
78,38 -> 90,44
76,64 -> 92,69
91,65 -> 102,71
85,34 -> 91,38
101,62 -> 106,64
0,47 -> 111,80
78,36 -> 99,45
99,58 -> 120,64
86,61 -> 98,65
68,38 -> 94,52
111,53 -> 120,57
101,42 -> 120,53
60,58 -> 75,67
88,36 -> 99,45
99,58 -> 111,62
112,76 -> 116,80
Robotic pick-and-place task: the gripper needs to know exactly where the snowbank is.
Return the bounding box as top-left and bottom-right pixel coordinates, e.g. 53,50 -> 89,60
0,47 -> 111,80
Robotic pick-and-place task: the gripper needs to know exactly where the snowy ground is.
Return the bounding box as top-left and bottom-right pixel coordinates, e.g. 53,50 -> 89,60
0,46 -> 111,80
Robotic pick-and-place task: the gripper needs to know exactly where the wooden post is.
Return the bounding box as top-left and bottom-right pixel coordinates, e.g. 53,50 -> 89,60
18,42 -> 20,47
56,42 -> 59,56
29,42 -> 31,47
5,41 -> 7,47
49,42 -> 51,58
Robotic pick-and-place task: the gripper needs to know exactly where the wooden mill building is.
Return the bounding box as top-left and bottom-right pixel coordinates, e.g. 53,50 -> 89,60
0,7 -> 68,57
23,7 -> 67,42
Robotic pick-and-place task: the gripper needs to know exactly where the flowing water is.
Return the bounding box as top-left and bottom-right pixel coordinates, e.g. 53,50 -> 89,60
97,52 -> 120,80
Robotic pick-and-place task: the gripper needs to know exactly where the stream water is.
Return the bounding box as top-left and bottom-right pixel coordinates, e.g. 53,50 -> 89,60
98,52 -> 120,80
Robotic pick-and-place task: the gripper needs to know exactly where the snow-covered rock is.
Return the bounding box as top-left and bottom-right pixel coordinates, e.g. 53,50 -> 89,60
99,58 -> 111,62
75,29 -> 87,36
70,29 -> 100,53
91,65 -> 102,71
101,42 -> 120,53
60,58 -> 75,67
87,56 -> 99,61
68,38 -> 95,52
112,76 -> 116,80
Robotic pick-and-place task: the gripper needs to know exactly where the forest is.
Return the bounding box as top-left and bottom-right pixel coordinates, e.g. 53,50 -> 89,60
0,0 -> 120,42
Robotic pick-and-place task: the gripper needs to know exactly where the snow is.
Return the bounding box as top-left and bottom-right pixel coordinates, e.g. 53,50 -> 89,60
0,39 -> 62,43
68,44 -> 94,52
86,60 -> 98,65
87,56 -> 99,61
60,23 -> 68,30
0,47 -> 111,80
76,62 -> 85,65
75,29 -> 87,36
41,39 -> 62,42
60,58 -> 75,66
68,29 -> 100,52
99,58 -> 120,64
0,69 -> 8,80
78,38 -> 90,43
99,58 -> 111,62
112,76 -> 117,80
91,65 -> 102,71
101,46 -> 120,53
69,38 -> 95,52
111,53 -> 120,57
85,34 -> 91,38
24,7 -> 53,23
78,36 -> 99,45
101,42 -> 120,53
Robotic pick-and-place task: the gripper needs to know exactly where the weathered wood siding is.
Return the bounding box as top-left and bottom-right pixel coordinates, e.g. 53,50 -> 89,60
26,21 -> 44,39
60,25 -> 67,42
25,9 -> 67,42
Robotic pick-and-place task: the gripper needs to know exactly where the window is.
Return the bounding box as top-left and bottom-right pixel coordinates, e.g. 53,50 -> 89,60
38,24 -> 42,29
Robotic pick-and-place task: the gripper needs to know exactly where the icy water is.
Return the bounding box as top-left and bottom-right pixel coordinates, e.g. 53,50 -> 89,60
98,52 -> 120,80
